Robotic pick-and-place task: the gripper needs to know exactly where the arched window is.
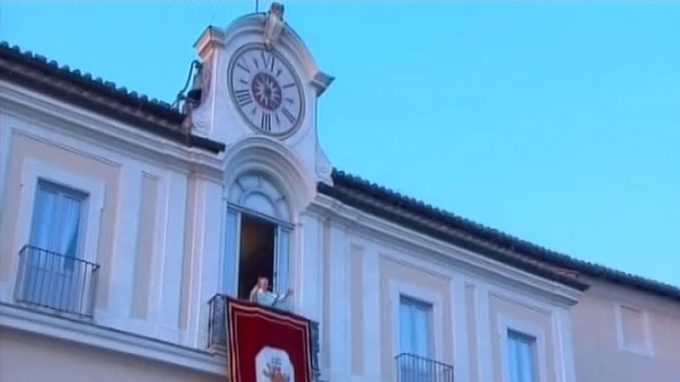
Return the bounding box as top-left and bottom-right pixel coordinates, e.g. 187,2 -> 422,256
223,174 -> 292,300
227,174 -> 290,221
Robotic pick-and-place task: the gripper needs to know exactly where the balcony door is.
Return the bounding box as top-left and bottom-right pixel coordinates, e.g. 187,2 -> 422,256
506,330 -> 538,382
20,180 -> 87,312
223,174 -> 292,308
398,296 -> 435,382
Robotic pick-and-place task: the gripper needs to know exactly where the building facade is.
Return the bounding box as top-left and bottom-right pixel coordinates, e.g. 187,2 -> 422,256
1,9 -> 679,382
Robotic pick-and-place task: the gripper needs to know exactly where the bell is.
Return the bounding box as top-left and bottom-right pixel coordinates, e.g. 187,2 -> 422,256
186,62 -> 203,103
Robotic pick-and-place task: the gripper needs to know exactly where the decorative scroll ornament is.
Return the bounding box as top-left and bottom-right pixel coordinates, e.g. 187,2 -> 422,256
263,2 -> 285,50
315,140 -> 333,184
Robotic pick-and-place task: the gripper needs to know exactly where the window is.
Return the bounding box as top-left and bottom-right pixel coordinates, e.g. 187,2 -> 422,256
20,180 -> 88,311
506,330 -> 538,382
223,174 -> 291,302
616,304 -> 653,356
399,296 -> 433,357
621,306 -> 645,347
398,296 -> 435,382
30,180 -> 87,258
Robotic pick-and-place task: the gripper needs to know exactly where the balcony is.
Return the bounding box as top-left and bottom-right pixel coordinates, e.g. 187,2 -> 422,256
208,294 -> 320,379
395,353 -> 454,382
14,245 -> 100,318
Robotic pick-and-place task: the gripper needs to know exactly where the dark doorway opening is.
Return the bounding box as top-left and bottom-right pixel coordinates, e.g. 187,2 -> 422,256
237,214 -> 276,299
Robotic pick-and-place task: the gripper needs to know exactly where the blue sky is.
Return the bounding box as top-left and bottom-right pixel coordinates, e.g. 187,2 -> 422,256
2,2 -> 679,286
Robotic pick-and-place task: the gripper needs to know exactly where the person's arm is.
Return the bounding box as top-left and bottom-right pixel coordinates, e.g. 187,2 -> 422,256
278,289 -> 294,302
249,285 -> 259,302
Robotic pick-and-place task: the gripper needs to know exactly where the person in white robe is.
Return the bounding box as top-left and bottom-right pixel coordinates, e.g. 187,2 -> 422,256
249,277 -> 292,310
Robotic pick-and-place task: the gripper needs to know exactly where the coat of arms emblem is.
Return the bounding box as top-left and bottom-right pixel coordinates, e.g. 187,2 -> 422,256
256,347 -> 294,382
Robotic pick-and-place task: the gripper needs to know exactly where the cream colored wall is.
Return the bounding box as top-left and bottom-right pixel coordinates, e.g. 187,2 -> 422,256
0,115 -> 582,382
378,255 -> 455,381
131,173 -> 160,319
571,280 -> 680,382
321,220 -> 332,371
179,174 -> 199,331
319,220 -> 580,382
0,329 -> 221,382
349,244 -> 365,375
465,283 -> 480,382
489,294 -> 557,382
0,108 -> 227,351
0,133 -> 121,309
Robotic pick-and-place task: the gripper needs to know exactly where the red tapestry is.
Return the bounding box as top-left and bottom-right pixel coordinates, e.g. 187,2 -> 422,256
226,298 -> 313,382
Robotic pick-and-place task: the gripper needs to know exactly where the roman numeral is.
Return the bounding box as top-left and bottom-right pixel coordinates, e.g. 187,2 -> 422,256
260,51 -> 268,70
235,89 -> 252,106
281,107 -> 296,124
236,61 -> 250,73
261,112 -> 272,132
260,51 -> 276,73
283,82 -> 296,89
252,58 -> 260,70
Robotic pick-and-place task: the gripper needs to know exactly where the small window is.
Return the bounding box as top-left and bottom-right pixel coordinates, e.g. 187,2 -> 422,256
398,296 -> 435,382
621,306 -> 645,347
617,304 -> 653,356
399,296 -> 433,357
506,330 -> 538,382
30,180 -> 87,258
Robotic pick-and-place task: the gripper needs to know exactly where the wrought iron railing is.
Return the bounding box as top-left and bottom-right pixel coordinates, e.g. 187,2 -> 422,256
395,353 -> 454,382
14,245 -> 100,318
208,293 -> 320,379
207,293 -> 229,350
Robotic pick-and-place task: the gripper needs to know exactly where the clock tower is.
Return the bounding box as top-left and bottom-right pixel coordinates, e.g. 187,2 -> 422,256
187,5 -> 334,185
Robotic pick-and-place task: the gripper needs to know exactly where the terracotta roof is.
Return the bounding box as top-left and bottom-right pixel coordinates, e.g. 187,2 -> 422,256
320,170 -> 680,301
0,42 -> 225,153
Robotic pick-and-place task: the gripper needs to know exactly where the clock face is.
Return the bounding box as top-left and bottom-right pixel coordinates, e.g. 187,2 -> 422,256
228,44 -> 304,137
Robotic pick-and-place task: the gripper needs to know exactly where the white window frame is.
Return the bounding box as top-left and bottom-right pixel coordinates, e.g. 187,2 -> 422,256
390,279 -> 444,360
15,159 -> 105,267
221,174 -> 293,298
399,295 -> 434,357
221,205 -> 293,296
497,315 -> 547,382
30,179 -> 88,256
614,302 -> 654,357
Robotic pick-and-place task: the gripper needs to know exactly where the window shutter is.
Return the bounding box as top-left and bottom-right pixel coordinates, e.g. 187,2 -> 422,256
223,209 -> 240,296
274,227 -> 290,295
